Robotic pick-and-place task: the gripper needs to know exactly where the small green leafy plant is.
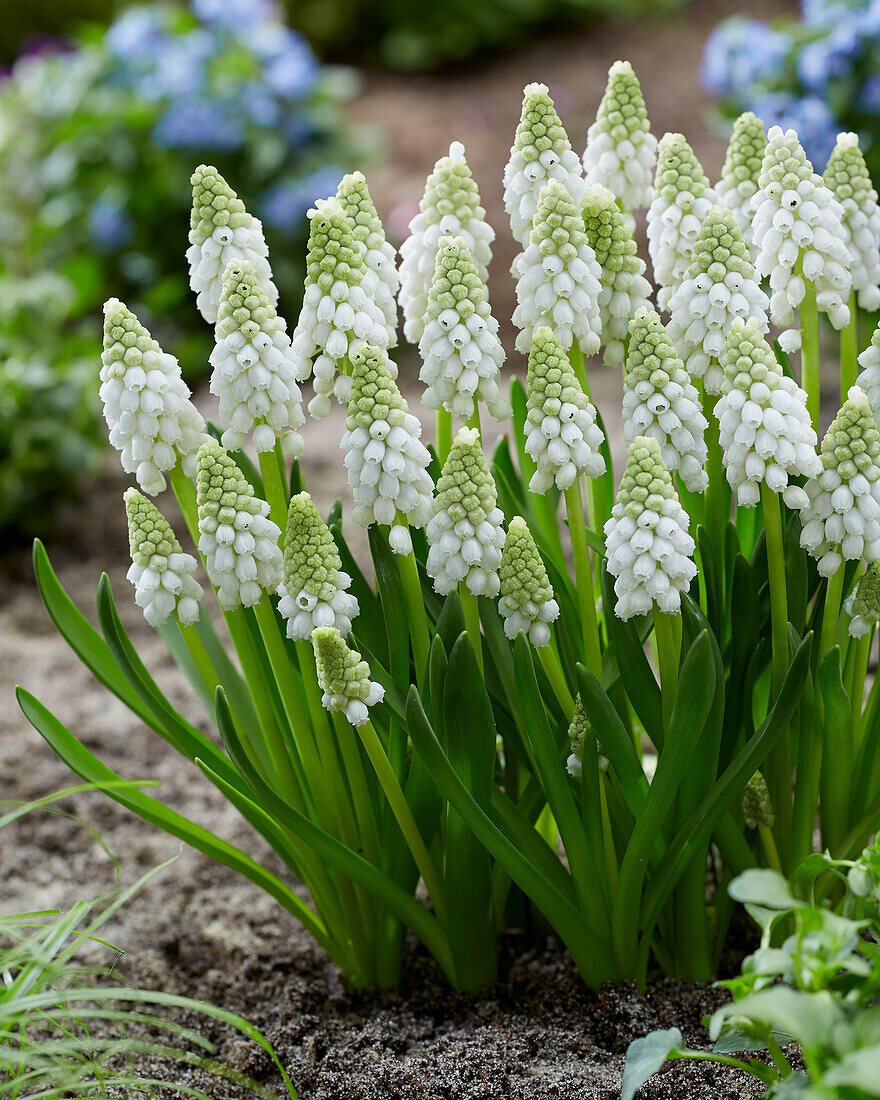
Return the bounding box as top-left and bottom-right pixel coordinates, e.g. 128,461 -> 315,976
623,845 -> 880,1099
18,66 -> 880,993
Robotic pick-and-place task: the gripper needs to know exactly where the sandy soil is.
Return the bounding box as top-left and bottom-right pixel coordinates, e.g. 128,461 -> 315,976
1,2 -> 796,1095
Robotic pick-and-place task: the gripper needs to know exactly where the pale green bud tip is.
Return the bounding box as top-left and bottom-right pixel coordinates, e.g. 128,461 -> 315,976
721,112 -> 766,185
500,516 -> 554,605
722,318 -> 778,387
283,492 -> 341,598
305,198 -> 363,287
617,436 -> 675,511
626,308 -> 681,380
124,487 -> 182,566
103,298 -> 158,358
218,260 -> 274,324
196,439 -> 256,514
312,625 -> 384,725
534,179 -> 581,230
824,132 -> 876,204
428,236 -> 485,313
527,326 -> 585,403
336,171 -> 384,242
688,205 -> 751,275
742,771 -> 774,828
759,127 -> 812,189
597,60 -> 649,129
849,563 -> 880,623
582,184 -> 639,271
422,142 -> 482,222
436,427 -> 496,513
515,83 -> 571,158
656,133 -> 710,201
820,385 -> 880,468
348,344 -> 407,427
190,164 -> 247,237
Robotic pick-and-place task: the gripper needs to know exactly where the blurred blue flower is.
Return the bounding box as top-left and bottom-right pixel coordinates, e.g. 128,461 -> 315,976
191,0 -> 278,28
105,8 -> 168,62
798,26 -> 861,91
749,91 -> 839,167
860,73 -> 880,111
88,197 -> 134,251
153,97 -> 244,151
702,17 -> 790,98
260,166 -> 345,230
239,82 -> 281,127
137,31 -> 215,100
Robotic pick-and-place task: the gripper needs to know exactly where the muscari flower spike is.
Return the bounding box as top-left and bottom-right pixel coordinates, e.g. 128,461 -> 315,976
845,562 -> 880,638
742,772 -> 775,830
426,427 -> 505,597
524,326 -> 605,493
277,493 -> 359,640
498,516 -> 560,646
714,112 -> 766,252
623,309 -> 708,493
582,60 -> 657,215
512,179 -> 602,355
100,299 -> 206,495
196,439 -> 283,609
124,488 -> 202,628
503,82 -> 585,249
716,318 -> 821,509
418,235 -> 509,422
604,435 -> 697,620
667,205 -> 770,394
751,125 -> 852,333
647,133 -> 717,311
824,132 -> 880,312
565,696 -> 608,778
857,321 -> 880,429
312,626 -> 384,727
336,171 -> 399,346
800,386 -> 880,576
187,165 -> 277,325
210,260 -> 304,456
399,141 -> 494,344
291,197 -> 389,419
581,184 -> 652,367
341,343 -> 434,555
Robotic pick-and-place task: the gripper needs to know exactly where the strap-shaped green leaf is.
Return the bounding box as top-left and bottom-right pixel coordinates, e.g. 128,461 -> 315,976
369,526 -> 411,692
818,648 -> 853,854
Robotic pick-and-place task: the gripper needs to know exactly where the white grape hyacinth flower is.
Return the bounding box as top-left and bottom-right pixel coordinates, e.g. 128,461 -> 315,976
824,132 -> 880,312
512,179 -> 603,355
342,343 -> 434,555
604,435 -> 697,620
750,125 -> 852,331
196,439 -> 283,609
667,205 -> 769,395
124,488 -> 202,628
503,82 -> 585,249
713,111 -> 766,254
524,326 -> 605,493
277,492 -> 359,640
716,318 -> 821,508
858,320 -> 880,429
337,170 -> 399,347
187,164 -> 277,325
418,235 -> 509,423
426,427 -> 506,597
100,299 -> 206,496
845,563 -> 880,638
399,141 -> 494,344
209,260 -> 305,456
498,516 -> 560,646
312,626 -> 384,727
623,309 -> 709,493
582,60 -> 657,216
799,386 -> 880,576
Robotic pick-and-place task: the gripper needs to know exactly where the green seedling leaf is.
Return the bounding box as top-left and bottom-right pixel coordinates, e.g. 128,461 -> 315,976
621,1028 -> 685,1100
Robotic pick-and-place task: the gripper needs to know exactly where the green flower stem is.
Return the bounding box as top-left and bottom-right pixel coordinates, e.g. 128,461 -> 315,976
537,644 -> 575,720
565,344 -> 606,535
436,408 -> 453,466
701,383 -> 728,557
330,711 -> 381,867
176,618 -> 220,699
652,610 -> 680,730
758,821 -> 783,874
800,275 -> 821,430
356,718 -> 447,924
819,566 -> 846,658
258,447 -> 289,538
851,629 -> 873,739
467,404 -> 482,437
563,480 -> 603,681
840,290 -> 859,399
168,463 -> 200,548
396,538 -> 430,689
598,778 -> 618,891
761,484 -> 790,699
459,584 -> 484,675
567,342 -> 590,395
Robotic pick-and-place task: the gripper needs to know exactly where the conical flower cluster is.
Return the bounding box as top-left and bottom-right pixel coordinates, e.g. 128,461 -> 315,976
604,436 -> 697,620
581,184 -> 652,366
277,493 -> 358,640
418,236 -> 508,422
209,260 -> 304,456
312,626 -> 384,727
647,134 -> 717,311
498,516 -> 560,645
667,206 -> 769,394
290,197 -> 389,419
623,309 -> 708,492
800,386 -> 880,575
503,83 -> 585,248
100,299 -> 206,495
845,563 -> 880,638
714,112 -> 766,251
565,696 -> 608,778
823,132 -> 880,312
582,60 -> 657,215
124,488 -> 202,628
524,327 -> 605,493
857,321 -> 880,428
337,171 -> 399,346
196,439 -> 283,609
751,126 -> 852,331
341,344 -> 433,554
426,427 -> 505,596
399,141 -> 494,344
512,179 -> 602,354
187,165 -> 277,325
742,772 -> 774,830
716,319 -> 820,508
